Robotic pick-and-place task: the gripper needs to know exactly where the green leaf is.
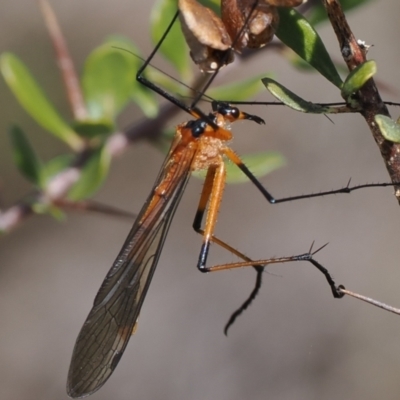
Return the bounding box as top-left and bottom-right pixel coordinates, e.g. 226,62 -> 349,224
145,67 -> 187,99
193,152 -> 285,183
32,202 -> 50,215
207,74 -> 267,101
82,42 -> 138,122
42,154 -> 75,183
375,115 -> 400,143
262,78 -> 331,113
130,82 -> 159,118
276,9 -> 342,88
32,202 -> 67,221
0,53 -> 83,150
104,35 -> 159,118
47,205 -> 67,221
8,125 -> 44,186
341,60 -> 377,99
150,0 -> 191,80
72,120 -> 114,138
308,0 -> 372,26
225,152 -> 285,184
68,146 -> 111,200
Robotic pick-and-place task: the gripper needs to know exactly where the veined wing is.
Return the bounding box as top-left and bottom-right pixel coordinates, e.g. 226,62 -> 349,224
67,142 -> 196,398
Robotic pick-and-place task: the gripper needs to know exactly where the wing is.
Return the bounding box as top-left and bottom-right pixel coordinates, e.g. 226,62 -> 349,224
67,144 -> 195,398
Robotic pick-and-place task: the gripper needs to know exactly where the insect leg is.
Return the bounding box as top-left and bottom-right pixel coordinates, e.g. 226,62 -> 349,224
223,147 -> 399,204
191,161 -> 343,332
194,162 -> 226,271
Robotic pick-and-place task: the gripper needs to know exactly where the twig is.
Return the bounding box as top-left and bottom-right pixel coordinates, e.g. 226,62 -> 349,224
38,0 -> 88,120
339,287 -> 400,316
54,198 -> 137,220
0,202 -> 34,233
0,102 -> 176,234
323,0 -> 400,203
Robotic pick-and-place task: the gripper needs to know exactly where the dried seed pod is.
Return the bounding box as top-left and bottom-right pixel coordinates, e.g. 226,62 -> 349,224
178,0 -> 305,72
178,0 -> 234,72
221,0 -> 279,51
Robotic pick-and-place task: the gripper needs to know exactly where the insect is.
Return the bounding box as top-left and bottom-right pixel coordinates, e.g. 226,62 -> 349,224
178,0 -> 304,72
66,45 -> 396,400
67,1 -> 398,398
66,94 -> 349,398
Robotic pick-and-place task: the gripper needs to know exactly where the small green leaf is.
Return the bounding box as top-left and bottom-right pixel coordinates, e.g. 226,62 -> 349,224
375,115 -> 400,143
68,146 -> 111,200
276,9 -> 342,88
308,0 -> 372,26
207,75 -> 267,101
72,120 -> 114,138
48,205 -> 67,221
341,60 -> 377,99
8,125 -> 44,186
150,0 -> 191,80
193,152 -> 285,183
32,202 -> 50,215
262,78 -> 330,113
31,202 -> 66,221
82,43 -> 137,121
225,152 -> 285,184
131,83 -> 159,118
105,35 -> 159,118
42,154 -> 75,183
0,53 -> 83,150
145,67 -> 189,99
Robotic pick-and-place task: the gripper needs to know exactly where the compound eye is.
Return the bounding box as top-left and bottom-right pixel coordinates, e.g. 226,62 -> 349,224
212,101 -> 229,115
207,113 -> 218,125
214,102 -> 239,119
190,120 -> 207,138
229,107 -> 239,119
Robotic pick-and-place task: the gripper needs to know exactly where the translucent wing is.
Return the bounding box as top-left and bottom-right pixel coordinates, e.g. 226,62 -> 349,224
67,142 -> 195,398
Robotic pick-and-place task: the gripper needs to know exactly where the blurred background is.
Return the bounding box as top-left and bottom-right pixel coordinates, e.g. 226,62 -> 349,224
1,0 -> 400,399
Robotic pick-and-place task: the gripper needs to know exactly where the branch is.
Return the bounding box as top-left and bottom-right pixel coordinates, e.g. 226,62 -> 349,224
0,100 -> 179,234
39,0 -> 88,121
323,0 -> 400,203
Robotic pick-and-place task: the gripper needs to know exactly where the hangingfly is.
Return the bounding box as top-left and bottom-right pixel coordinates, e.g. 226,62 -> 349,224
67,0 -> 396,397
68,1 -> 316,396
66,99 -> 345,397
66,104 -> 264,397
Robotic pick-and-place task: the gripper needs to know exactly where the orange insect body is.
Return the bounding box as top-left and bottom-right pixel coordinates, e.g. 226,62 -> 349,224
67,105 -> 257,398
67,2 -> 399,396
67,103 -> 350,399
143,113 -> 232,219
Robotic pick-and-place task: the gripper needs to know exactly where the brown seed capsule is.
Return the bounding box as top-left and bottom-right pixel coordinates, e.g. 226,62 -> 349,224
221,0 -> 279,51
178,0 -> 234,72
178,0 -> 305,72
